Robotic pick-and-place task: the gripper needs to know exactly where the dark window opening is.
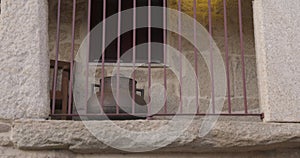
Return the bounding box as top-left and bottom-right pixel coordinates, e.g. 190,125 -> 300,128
89,0 -> 164,63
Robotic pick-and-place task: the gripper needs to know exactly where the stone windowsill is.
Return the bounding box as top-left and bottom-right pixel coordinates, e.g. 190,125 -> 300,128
0,119 -> 299,153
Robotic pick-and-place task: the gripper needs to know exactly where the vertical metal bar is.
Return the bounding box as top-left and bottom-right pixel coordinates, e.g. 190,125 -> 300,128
163,0 -> 167,114
68,0 -> 76,115
238,0 -> 248,114
132,0 -> 136,114
101,0 -> 106,114
223,0 -> 231,114
208,0 -> 215,114
61,71 -> 69,119
147,0 -> 152,117
52,0 -> 61,115
178,0 -> 183,113
193,0 -> 199,113
86,0 -> 91,113
116,0 -> 121,114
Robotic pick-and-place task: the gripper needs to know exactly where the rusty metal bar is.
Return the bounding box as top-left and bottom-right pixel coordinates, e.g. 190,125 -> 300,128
223,0 -> 231,113
100,0 -> 106,114
116,0 -> 121,114
52,0 -> 61,115
208,0 -> 215,113
193,0 -> 199,113
50,113 -> 263,117
132,0 -> 136,114
85,0 -> 91,114
163,0 -> 167,114
238,0 -> 248,114
68,0 -> 76,115
147,0 -> 152,117
178,0 -> 183,113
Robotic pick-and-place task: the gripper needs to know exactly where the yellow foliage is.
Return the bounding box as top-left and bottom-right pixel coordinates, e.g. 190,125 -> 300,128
167,0 -> 239,25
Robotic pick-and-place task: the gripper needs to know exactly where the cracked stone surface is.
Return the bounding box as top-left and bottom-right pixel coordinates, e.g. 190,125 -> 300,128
11,120 -> 300,153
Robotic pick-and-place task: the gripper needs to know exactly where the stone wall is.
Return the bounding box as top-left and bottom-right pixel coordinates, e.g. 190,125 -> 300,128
49,0 -> 86,62
253,0 -> 300,122
0,0 -> 49,119
48,0 -> 259,115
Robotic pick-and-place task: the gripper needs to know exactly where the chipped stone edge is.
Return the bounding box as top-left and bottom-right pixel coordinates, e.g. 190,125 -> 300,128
1,119 -> 299,154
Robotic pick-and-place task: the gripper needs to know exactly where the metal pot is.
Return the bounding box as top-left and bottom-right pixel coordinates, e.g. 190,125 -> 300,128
87,76 -> 147,120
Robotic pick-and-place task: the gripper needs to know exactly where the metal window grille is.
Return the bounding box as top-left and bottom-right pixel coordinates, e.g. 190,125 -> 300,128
50,0 -> 263,120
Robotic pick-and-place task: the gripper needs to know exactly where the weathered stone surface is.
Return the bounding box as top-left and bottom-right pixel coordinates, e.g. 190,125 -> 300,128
253,0 -> 300,122
0,123 -> 11,133
0,122 -> 12,147
12,120 -> 300,153
231,56 -> 259,98
196,97 -> 259,114
0,146 -> 300,158
223,98 -> 259,114
0,136 -> 12,147
0,0 -> 49,119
